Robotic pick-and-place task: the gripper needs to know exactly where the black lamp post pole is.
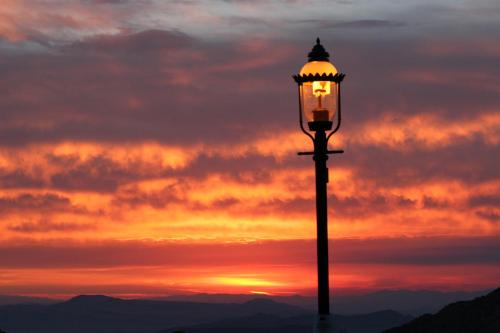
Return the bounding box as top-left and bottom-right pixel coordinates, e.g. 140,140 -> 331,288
294,39 -> 345,327
314,129 -> 330,315
299,125 -> 342,317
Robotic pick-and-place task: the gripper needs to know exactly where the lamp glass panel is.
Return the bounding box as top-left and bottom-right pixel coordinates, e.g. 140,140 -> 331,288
301,81 -> 338,123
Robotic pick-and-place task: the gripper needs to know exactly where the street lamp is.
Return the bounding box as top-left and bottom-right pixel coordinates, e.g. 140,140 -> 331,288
293,38 -> 345,331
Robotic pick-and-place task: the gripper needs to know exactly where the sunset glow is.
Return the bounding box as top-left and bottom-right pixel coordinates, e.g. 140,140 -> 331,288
0,0 -> 499,299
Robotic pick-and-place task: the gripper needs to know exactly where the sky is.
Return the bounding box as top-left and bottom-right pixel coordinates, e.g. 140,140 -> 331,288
0,0 -> 499,299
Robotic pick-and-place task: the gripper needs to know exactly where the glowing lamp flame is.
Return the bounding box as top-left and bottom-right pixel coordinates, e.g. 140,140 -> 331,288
312,81 -> 331,97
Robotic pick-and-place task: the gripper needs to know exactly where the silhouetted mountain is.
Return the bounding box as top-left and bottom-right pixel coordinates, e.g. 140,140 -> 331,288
0,295 -> 56,306
384,287 -> 500,333
162,310 -> 412,333
334,289 -> 491,315
156,289 -> 490,315
0,294 -> 415,333
2,290 -> 494,333
336,310 -> 413,333
0,295 -> 307,333
0,288 -> 488,314
163,313 -> 311,333
155,293 -> 316,311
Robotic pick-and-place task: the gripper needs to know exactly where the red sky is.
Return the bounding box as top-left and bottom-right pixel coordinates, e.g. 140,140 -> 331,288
0,0 -> 499,298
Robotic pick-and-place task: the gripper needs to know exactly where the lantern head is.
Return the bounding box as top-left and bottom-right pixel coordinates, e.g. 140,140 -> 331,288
293,38 -> 345,132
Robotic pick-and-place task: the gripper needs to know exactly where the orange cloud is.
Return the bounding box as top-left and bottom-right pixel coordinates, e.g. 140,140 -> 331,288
352,112 -> 500,149
0,137 -> 498,242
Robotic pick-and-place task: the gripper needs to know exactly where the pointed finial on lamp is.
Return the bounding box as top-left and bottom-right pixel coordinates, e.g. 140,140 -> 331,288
308,37 -> 329,62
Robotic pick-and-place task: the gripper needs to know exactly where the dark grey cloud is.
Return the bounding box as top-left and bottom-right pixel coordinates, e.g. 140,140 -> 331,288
337,139 -> 500,186
111,183 -> 182,209
0,192 -> 103,218
422,196 -> 450,209
0,169 -> 46,188
319,19 -> 406,29
8,219 -> 95,233
0,28 -> 499,148
332,236 -> 500,266
468,194 -> 500,208
0,28 -> 497,216
65,29 -> 193,55
83,0 -> 136,4
0,236 -> 498,268
48,154 -> 161,193
224,16 -> 273,28
0,193 -> 76,215
0,30 -> 299,146
476,210 -> 500,223
172,153 -> 277,183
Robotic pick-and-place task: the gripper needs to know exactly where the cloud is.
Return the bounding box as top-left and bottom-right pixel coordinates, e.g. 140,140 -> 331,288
111,182 -> 183,209
0,28 -> 499,152
2,236 -> 499,296
422,196 -> 449,209
0,236 -> 498,269
0,169 -> 46,189
66,29 -> 193,55
351,113 -> 500,150
340,139 -> 499,187
476,210 -> 500,223
1,28 -> 499,159
332,236 -> 500,265
0,31 -> 301,147
468,194 -> 500,208
0,0 -> 124,44
0,193 -> 78,215
8,219 -> 95,233
0,142 -> 193,193
0,138 -> 496,241
319,19 -> 406,29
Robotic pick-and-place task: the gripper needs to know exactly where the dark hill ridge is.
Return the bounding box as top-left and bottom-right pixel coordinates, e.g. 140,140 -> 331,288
384,287 -> 500,333
0,294 -> 412,333
163,310 -> 412,333
0,289 -> 489,314
64,294 -> 116,303
0,295 -> 308,333
333,289 -> 491,315
157,289 -> 490,315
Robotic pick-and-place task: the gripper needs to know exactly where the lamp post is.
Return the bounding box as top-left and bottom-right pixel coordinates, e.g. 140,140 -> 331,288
293,38 -> 345,332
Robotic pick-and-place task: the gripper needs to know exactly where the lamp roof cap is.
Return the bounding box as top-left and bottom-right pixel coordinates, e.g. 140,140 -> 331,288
308,38 -> 330,62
